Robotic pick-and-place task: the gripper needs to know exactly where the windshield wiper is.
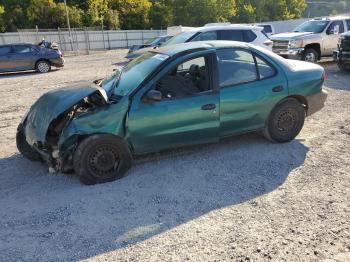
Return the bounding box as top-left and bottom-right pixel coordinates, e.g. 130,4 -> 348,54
93,78 -> 103,86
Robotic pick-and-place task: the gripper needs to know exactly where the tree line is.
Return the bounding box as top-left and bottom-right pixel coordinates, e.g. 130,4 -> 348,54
0,0 -> 307,33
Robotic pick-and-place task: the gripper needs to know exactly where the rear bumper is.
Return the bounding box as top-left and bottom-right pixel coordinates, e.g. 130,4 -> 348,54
50,57 -> 65,68
272,48 -> 304,60
306,90 -> 328,116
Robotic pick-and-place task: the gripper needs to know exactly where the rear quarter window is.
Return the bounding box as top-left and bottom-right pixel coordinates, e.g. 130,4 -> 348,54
243,30 -> 257,42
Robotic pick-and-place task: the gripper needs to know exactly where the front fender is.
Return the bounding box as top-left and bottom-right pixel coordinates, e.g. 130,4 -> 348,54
58,97 -> 130,152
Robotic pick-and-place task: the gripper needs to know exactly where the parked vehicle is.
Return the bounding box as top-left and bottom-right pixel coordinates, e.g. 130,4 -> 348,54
127,35 -> 172,54
0,43 -> 64,73
126,24 -> 273,60
333,31 -> 350,71
17,41 -> 327,185
255,24 -> 275,36
271,16 -> 350,63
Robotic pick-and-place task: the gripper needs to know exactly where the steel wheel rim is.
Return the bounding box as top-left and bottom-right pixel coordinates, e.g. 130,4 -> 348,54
38,62 -> 49,72
276,109 -> 297,133
87,145 -> 120,179
305,52 -> 316,62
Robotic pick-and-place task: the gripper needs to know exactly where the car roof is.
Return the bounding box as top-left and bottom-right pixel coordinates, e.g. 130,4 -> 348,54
0,42 -> 34,47
154,40 -> 250,56
186,24 -> 263,33
312,16 -> 350,21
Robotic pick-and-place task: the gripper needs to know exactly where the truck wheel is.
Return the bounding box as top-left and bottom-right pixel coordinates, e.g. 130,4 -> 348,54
264,98 -> 305,143
337,62 -> 350,72
16,123 -> 42,161
36,60 -> 51,73
302,49 -> 318,63
73,134 -> 133,185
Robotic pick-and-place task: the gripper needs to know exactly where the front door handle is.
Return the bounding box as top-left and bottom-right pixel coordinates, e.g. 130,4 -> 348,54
201,103 -> 216,110
272,85 -> 284,92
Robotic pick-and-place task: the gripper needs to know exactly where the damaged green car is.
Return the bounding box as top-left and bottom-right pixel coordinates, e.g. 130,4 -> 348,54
17,41 -> 327,185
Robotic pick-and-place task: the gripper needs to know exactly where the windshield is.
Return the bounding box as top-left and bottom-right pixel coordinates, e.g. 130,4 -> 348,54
164,31 -> 197,45
101,52 -> 169,97
293,20 -> 329,33
144,37 -> 158,45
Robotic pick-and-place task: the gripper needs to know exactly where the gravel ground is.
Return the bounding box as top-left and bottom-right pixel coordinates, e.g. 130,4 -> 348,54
0,50 -> 349,262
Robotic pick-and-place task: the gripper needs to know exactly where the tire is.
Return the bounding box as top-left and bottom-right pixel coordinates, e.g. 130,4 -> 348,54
264,98 -> 305,143
337,62 -> 350,72
73,134 -> 133,185
16,123 -> 42,161
36,60 -> 51,73
302,48 -> 318,63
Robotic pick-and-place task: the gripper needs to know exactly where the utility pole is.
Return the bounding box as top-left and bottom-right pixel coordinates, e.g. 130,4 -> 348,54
63,0 -> 74,51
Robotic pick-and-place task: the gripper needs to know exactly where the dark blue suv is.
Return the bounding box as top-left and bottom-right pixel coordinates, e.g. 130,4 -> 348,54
0,43 -> 64,73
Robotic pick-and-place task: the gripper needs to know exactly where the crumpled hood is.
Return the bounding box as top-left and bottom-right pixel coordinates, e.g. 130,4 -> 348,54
271,32 -> 314,41
24,83 -> 104,145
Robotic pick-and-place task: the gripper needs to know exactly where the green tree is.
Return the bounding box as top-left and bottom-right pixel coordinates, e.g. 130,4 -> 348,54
0,5 -> 5,32
236,0 -> 306,23
172,0 -> 236,27
149,0 -> 174,29
110,0 -> 152,29
27,0 -> 83,28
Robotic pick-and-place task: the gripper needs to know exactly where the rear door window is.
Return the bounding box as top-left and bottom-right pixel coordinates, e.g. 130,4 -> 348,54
255,56 -> 276,79
13,45 -> 32,54
217,48 -> 257,87
346,20 -> 350,31
218,30 -> 244,41
327,21 -> 345,34
0,46 -> 12,55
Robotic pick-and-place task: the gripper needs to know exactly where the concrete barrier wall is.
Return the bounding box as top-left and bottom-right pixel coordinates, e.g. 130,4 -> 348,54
0,29 -> 167,52
0,18 -> 310,52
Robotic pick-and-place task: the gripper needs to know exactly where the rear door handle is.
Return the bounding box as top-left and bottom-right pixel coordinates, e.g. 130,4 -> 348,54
272,85 -> 284,92
201,103 -> 216,110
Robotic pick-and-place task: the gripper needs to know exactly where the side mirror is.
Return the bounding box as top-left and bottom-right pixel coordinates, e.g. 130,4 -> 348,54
146,90 -> 162,102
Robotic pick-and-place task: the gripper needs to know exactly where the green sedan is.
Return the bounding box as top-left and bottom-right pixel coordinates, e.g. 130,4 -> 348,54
17,41 -> 327,185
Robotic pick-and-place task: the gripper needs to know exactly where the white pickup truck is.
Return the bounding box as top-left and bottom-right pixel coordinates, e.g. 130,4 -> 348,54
271,16 -> 350,62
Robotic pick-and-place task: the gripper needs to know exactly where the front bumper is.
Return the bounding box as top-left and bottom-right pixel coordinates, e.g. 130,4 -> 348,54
333,50 -> 350,63
272,48 -> 304,60
306,90 -> 328,116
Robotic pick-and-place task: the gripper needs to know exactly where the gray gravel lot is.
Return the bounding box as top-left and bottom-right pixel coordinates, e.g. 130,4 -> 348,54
0,50 -> 349,262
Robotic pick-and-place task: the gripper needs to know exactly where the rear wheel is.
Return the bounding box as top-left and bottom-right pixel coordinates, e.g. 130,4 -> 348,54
302,48 -> 318,63
73,134 -> 133,185
16,123 -> 42,161
264,98 -> 305,143
36,60 -> 51,73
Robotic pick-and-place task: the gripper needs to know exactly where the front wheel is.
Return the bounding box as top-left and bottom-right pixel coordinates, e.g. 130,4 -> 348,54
264,98 -> 305,143
302,48 -> 318,63
337,61 -> 350,72
73,134 -> 133,185
16,123 -> 42,161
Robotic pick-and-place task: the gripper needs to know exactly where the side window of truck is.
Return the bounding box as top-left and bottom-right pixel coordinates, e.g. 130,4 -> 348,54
327,21 -> 344,34
346,20 -> 350,31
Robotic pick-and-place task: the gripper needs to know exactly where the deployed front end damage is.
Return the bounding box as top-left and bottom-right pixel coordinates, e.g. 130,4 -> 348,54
20,84 -> 129,173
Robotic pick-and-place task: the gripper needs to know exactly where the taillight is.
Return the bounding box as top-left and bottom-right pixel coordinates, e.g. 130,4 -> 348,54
264,40 -> 273,46
322,71 -> 326,81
